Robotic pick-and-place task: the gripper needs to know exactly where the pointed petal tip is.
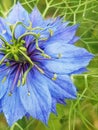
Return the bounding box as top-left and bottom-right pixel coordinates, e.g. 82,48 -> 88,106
33,6 -> 39,11
75,36 -> 80,41
87,52 -> 94,62
67,93 -> 77,99
90,53 -> 95,58
41,115 -> 49,126
71,93 -> 77,99
14,1 -> 23,8
52,110 -> 58,115
31,6 -> 41,16
73,24 -> 80,30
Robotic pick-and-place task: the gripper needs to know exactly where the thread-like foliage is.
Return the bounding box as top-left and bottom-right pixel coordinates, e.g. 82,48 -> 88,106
0,0 -> 98,130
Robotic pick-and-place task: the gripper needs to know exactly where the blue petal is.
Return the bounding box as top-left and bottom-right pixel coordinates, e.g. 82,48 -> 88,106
6,2 -> 29,25
6,2 -> 30,38
41,42 -> 93,74
28,71 -> 76,114
0,17 -> 11,42
2,89 -> 26,126
1,67 -> 26,126
51,98 -> 66,114
0,101 -> 2,112
46,17 -> 69,34
54,75 -> 77,98
48,24 -> 79,44
30,9 -> 68,40
30,7 -> 44,27
68,36 -> 80,44
29,7 -> 51,40
51,98 -> 57,114
70,67 -> 88,75
0,65 -> 10,99
19,69 -> 52,124
44,73 -> 77,99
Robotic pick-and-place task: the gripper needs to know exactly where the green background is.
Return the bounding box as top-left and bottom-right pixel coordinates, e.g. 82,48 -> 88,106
0,0 -> 98,130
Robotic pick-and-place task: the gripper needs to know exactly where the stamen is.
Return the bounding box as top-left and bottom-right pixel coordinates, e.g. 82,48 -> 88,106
17,79 -> 21,87
58,53 -> 62,58
19,32 -> 50,59
34,64 -> 45,74
28,91 -> 30,96
18,30 -> 51,59
21,40 -> 25,44
40,37 -> 48,41
35,39 -> 51,59
22,65 -> 31,96
41,53 -> 51,59
52,73 -> 57,80
8,92 -> 12,96
2,76 -> 7,83
17,70 -> 22,87
6,62 -> 10,66
49,29 -> 54,36
22,65 -> 32,85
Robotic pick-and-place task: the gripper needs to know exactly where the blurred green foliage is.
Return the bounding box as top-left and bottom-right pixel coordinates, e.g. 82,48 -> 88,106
0,0 -> 98,130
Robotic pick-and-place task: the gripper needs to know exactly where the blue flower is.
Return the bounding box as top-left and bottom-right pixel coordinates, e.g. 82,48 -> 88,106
0,2 -> 93,126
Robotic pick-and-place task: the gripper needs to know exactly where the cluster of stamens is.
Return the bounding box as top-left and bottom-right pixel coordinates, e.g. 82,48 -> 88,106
0,22 -> 52,96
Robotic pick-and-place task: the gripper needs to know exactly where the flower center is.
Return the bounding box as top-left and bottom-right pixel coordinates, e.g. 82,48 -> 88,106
0,21 -> 52,95
0,38 -> 28,63
0,21 -> 51,65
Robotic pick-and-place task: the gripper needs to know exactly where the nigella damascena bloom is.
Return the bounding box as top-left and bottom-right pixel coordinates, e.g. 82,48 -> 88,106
0,2 -> 93,126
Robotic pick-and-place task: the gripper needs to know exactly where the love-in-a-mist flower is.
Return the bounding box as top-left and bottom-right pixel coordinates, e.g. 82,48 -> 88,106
0,2 -> 93,126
